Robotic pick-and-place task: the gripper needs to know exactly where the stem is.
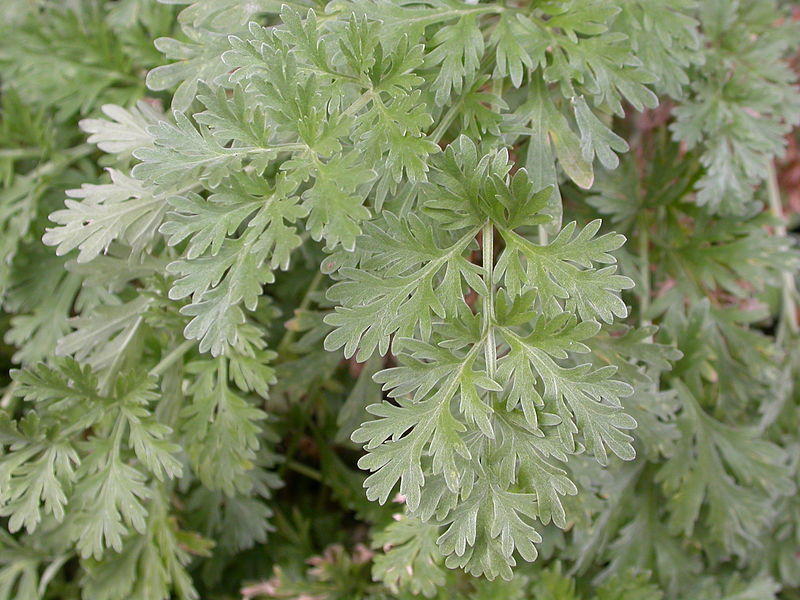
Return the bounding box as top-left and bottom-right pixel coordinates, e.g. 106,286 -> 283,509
217,357 -> 229,398
38,554 -> 69,598
639,217 -> 651,328
24,144 -> 94,180
277,270 -> 324,354
296,65 -> 363,85
766,161 -> 799,335
0,148 -> 42,160
149,339 -> 195,378
285,459 -> 323,482
109,410 -> 127,455
482,221 -> 497,380
490,77 -> 504,113
0,381 -> 19,409
251,143 -> 309,154
342,89 -> 374,117
538,225 -> 548,246
100,315 -> 145,395
428,102 -> 462,146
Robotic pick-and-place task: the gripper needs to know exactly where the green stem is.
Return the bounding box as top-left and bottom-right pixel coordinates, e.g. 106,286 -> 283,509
342,89 -> 374,117
482,221 -> 497,380
639,217 -> 651,328
766,161 -> 798,336
538,225 -> 549,246
429,102 -> 462,145
252,143 -> 309,154
0,148 -> 42,160
149,339 -> 195,378
285,459 -> 323,482
0,381 -> 19,409
296,65 -> 363,85
25,144 -> 94,180
100,315 -> 146,395
109,410 -> 127,456
217,357 -> 229,396
277,270 -> 324,354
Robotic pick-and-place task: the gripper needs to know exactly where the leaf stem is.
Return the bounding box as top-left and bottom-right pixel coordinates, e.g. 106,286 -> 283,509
25,143 -> 94,180
342,89 -> 374,117
0,148 -> 42,160
638,216 -> 651,328
482,221 -> 497,380
538,225 -> 549,246
285,459 -> 322,482
0,381 -> 19,409
277,269 -> 324,354
766,161 -> 798,336
109,409 -> 127,455
100,315 -> 146,395
149,339 -> 196,378
429,101 -> 462,145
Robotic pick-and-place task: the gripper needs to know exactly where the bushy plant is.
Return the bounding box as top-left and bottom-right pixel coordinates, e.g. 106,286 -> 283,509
1,1 -> 799,599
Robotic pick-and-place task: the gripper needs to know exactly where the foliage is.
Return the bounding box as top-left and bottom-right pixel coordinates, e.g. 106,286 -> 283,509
0,1 -> 799,599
